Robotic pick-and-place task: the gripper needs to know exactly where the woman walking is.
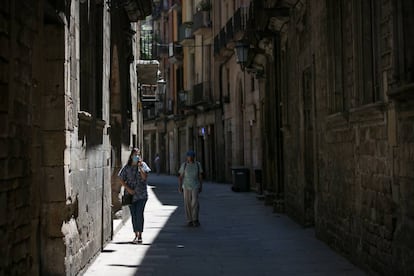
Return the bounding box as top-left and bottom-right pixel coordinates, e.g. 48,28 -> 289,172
118,148 -> 150,243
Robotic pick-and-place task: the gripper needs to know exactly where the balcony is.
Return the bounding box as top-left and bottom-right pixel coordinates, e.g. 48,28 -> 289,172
216,27 -> 233,58
122,0 -> 152,21
154,42 -> 169,58
143,104 -> 162,120
179,23 -> 194,46
233,7 -> 249,41
225,17 -> 234,48
141,84 -> 159,109
140,30 -> 155,60
214,6 -> 251,58
143,107 -> 154,120
214,36 -> 219,55
193,82 -> 204,104
192,10 -> 212,36
168,42 -> 183,65
186,82 -> 211,106
178,90 -> 188,110
137,60 -> 159,85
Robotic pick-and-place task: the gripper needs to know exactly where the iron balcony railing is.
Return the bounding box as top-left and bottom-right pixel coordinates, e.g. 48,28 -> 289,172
155,42 -> 169,58
214,35 -> 219,55
140,29 -> 155,60
233,7 -> 249,34
141,84 -> 159,103
189,82 -> 211,106
178,23 -> 193,42
168,42 -> 183,59
213,26 -> 231,57
225,17 -> 233,44
193,82 -> 204,104
213,6 -> 250,56
219,28 -> 226,48
143,106 -> 156,120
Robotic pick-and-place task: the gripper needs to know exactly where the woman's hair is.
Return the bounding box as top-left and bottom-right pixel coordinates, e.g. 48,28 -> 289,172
127,148 -> 140,166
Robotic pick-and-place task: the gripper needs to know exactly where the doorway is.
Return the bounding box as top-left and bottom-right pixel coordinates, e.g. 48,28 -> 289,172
302,67 -> 316,227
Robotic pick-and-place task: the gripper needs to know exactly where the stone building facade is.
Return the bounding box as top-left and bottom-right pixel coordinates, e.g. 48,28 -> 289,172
136,0 -> 414,274
144,0 -> 414,274
144,0 -> 263,183
0,0 -> 151,275
246,0 -> 414,275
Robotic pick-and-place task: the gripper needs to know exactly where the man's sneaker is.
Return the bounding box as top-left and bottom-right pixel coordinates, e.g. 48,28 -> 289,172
193,220 -> 200,227
187,221 -> 194,227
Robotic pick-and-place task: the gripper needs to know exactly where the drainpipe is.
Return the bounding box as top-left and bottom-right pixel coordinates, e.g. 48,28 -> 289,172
219,63 -> 225,181
101,152 -> 105,250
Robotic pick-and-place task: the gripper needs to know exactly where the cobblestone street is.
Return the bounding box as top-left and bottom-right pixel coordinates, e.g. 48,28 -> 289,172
83,175 -> 365,276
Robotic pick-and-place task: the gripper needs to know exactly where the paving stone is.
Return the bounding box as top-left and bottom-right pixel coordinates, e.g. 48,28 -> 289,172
83,175 -> 366,276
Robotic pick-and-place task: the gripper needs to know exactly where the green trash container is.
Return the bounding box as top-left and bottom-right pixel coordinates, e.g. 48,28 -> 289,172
231,167 -> 250,192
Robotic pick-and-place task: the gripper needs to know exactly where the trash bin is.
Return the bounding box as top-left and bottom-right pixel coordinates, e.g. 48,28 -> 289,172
254,169 -> 263,195
231,167 -> 250,192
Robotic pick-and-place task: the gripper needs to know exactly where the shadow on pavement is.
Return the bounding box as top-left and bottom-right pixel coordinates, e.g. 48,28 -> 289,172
126,174 -> 365,276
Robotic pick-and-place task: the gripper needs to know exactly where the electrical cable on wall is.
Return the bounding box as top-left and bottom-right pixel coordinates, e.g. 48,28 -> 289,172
155,43 -> 211,48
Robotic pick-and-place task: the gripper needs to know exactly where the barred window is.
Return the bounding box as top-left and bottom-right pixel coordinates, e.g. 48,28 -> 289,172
327,0 -> 345,113
354,0 -> 381,105
394,0 -> 414,84
80,1 -> 103,119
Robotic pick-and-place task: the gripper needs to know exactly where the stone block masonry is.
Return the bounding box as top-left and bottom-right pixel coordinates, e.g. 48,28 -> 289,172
279,0 -> 414,275
0,0 -> 114,275
0,0 -> 41,275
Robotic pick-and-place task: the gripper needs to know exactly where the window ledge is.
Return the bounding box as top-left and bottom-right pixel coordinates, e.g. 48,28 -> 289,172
388,83 -> 414,101
349,102 -> 386,124
325,102 -> 387,128
349,102 -> 386,114
325,112 -> 349,130
78,112 -> 107,143
78,111 -> 92,124
78,111 -> 106,127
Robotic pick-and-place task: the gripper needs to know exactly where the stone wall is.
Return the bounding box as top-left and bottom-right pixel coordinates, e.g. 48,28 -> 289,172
0,1 -> 42,275
280,0 -> 314,225
278,0 -> 414,274
392,95 -> 414,275
0,1 -> 116,275
109,5 -> 139,215
312,1 -> 411,274
61,2 -> 113,274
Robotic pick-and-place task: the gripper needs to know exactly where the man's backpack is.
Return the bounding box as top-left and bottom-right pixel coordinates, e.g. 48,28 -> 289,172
183,161 -> 205,180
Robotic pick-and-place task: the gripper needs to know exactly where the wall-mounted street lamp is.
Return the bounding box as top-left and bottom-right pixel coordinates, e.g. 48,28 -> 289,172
234,41 -> 250,70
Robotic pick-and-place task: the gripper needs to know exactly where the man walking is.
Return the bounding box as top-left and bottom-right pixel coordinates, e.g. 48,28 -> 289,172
178,150 -> 203,227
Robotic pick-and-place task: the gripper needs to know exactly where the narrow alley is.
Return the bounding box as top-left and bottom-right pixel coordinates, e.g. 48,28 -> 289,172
83,175 -> 364,276
2,1 -> 414,275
